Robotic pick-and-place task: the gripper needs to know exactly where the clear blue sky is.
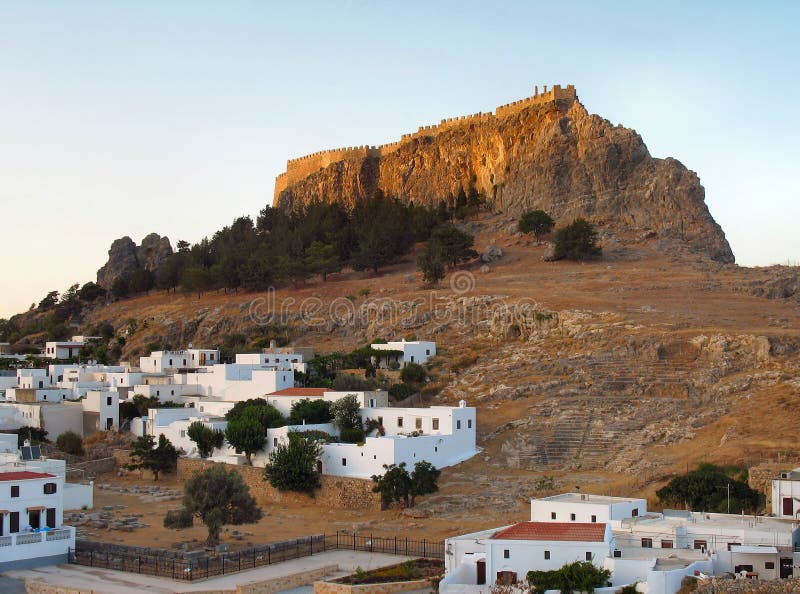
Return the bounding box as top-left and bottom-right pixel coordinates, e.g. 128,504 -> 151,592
1,1 -> 798,318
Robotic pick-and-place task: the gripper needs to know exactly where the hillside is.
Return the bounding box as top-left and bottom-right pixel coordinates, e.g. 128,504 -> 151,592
34,212 -> 798,518
274,84 -> 733,263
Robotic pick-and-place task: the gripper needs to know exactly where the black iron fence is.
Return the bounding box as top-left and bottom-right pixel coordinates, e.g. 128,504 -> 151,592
69,533 -> 443,582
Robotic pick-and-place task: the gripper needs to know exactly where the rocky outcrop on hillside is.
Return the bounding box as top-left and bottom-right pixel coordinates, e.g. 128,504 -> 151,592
275,97 -> 733,263
96,233 -> 172,289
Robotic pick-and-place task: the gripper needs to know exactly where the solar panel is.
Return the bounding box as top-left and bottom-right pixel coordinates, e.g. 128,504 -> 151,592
20,446 -> 32,460
30,445 -> 41,459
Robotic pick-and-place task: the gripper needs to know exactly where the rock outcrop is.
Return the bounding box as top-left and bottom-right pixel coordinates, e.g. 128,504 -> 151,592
96,234 -> 172,289
274,87 -> 733,263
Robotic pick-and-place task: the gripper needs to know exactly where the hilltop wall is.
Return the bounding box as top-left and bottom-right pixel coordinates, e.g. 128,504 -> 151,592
274,84 -> 577,197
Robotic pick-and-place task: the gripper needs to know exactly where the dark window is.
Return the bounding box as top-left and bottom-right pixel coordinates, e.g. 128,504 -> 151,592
341,458 -> 346,466
468,419 -> 472,429
44,482 -> 57,494
503,549 -> 510,559
11,485 -> 20,497
432,418 -> 439,430
766,562 -> 775,570
210,354 -> 214,360
457,420 -> 462,429
551,512 -> 556,520
591,515 -> 597,523
426,349 -> 430,355
694,540 -> 707,550
46,507 -> 56,528
29,510 -> 40,529
106,396 -> 112,406
273,438 -> 278,447
544,550 -> 550,560
585,552 -> 592,561
661,540 -> 674,549
415,418 -> 422,430
570,513 -> 576,521
397,417 -> 403,428
641,538 -> 653,548
631,508 -> 639,517
10,511 -> 19,533
613,550 -> 622,558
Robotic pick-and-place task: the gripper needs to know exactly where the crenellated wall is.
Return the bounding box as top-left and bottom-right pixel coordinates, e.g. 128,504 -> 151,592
274,83 -> 577,200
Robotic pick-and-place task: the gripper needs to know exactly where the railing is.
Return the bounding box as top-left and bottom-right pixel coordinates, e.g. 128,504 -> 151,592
70,532 -> 443,582
0,535 -> 12,547
16,532 -> 43,545
46,528 -> 72,542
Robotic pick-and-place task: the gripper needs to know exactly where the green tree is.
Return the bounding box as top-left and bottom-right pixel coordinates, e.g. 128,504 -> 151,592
78,282 -> 107,302
305,241 -> 342,282
429,224 -> 478,268
187,421 -> 225,458
177,465 -> 262,544
37,291 -> 60,310
371,462 -> 412,509
552,218 -> 602,260
225,415 -> 265,465
656,463 -> 763,513
263,433 -> 322,495
416,244 -> 445,285
400,362 -> 427,385
351,192 -> 413,274
409,461 -> 440,506
518,210 -> 555,239
288,399 -> 333,425
17,426 -> 48,446
126,434 -> 179,481
225,399 -> 285,429
331,394 -> 362,432
55,430 -> 84,456
527,561 -> 612,594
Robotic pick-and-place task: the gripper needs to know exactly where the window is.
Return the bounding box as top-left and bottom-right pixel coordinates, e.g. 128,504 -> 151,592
544,550 -> 550,559
432,418 -> 439,430
468,419 -> 472,428
273,438 -> 278,447
369,399 -> 376,407
613,550 -> 622,558
210,354 -> 215,360
11,485 -> 19,497
693,540 -> 707,550
585,552 -> 592,561
169,359 -> 173,366
641,538 -> 653,548
10,511 -> 19,533
42,395 -> 46,400
180,430 -> 186,438
661,540 -> 673,549
551,512 -> 557,520
44,482 -> 58,494
457,420 -> 461,429
397,417 -> 403,428
415,418 -> 422,430
426,349 -> 430,355
765,562 -> 775,570
46,508 -> 55,529
591,515 -> 597,523
631,508 -> 639,517
107,396 -> 112,406
171,390 -> 174,396
341,458 -> 347,467
570,513 -> 576,521
410,356 -> 415,362
503,549 -> 510,559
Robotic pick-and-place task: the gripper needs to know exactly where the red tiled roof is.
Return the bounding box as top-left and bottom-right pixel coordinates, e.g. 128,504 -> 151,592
0,471 -> 56,482
268,387 -> 327,397
492,522 -> 607,542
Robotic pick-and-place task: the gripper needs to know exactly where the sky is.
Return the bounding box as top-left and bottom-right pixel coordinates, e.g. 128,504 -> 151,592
0,1 -> 798,318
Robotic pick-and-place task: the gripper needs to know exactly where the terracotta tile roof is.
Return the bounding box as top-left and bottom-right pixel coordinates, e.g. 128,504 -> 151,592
0,471 -> 56,482
492,522 -> 607,542
268,387 -> 327,397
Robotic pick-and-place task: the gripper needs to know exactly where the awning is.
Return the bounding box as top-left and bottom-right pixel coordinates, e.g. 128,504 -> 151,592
26,506 -> 46,512
730,545 -> 778,554
0,510 -> 8,514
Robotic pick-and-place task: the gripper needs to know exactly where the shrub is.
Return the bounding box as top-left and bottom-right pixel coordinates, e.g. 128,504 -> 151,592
518,210 -> 555,238
552,218 -> 602,260
55,430 -> 84,456
264,435 -> 322,495
400,362 -> 427,385
388,383 -> 416,401
331,395 -> 363,431
340,427 -> 366,444
163,508 -> 193,529
527,561 -> 611,594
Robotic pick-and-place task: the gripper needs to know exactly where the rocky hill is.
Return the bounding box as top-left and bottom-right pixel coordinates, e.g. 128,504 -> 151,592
274,84 -> 733,263
96,233 -> 173,289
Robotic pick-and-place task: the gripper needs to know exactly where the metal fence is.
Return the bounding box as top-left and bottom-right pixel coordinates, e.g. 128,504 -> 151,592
69,532 -> 443,582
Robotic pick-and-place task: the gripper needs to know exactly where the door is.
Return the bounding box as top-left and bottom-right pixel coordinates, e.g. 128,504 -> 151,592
476,559 -> 486,585
29,510 -> 40,530
780,558 -> 793,579
783,497 -> 794,516
10,512 -> 19,533
46,508 -> 56,529
106,417 -> 113,430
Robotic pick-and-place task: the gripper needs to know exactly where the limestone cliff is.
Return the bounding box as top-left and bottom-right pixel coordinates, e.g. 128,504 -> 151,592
274,87 -> 733,263
96,233 -> 173,289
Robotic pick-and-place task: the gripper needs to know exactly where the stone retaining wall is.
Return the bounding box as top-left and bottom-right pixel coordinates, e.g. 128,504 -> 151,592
313,579 -> 431,594
177,458 -> 382,511
24,582 -> 93,594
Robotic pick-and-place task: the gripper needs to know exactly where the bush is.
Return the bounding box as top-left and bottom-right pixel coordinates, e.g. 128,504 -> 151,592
400,362 -> 427,385
163,508 -> 194,529
552,218 -> 602,260
527,561 -> 611,594
340,427 -> 366,443
518,210 -> 555,238
55,430 -> 84,456
388,383 -> 417,400
264,435 -> 322,495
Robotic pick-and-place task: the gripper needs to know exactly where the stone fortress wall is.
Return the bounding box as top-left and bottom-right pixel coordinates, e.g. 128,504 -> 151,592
274,83 -> 577,198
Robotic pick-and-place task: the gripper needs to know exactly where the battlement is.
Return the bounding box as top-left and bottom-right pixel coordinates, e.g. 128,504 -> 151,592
274,83 -> 577,199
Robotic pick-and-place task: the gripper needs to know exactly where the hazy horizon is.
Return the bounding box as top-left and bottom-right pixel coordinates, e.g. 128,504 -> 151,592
1,1 -> 798,318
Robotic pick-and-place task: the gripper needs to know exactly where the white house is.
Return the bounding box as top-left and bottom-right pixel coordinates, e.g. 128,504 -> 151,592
0,470 -> 75,570
43,341 -> 86,360
772,468 -> 800,518
235,352 -> 307,374
371,340 -> 436,367
441,493 -> 800,594
139,349 -> 220,373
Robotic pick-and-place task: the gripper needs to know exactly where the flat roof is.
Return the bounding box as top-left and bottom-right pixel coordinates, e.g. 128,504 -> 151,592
536,493 -> 645,505
0,471 -> 56,481
730,545 -> 779,554
492,522 -> 607,542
